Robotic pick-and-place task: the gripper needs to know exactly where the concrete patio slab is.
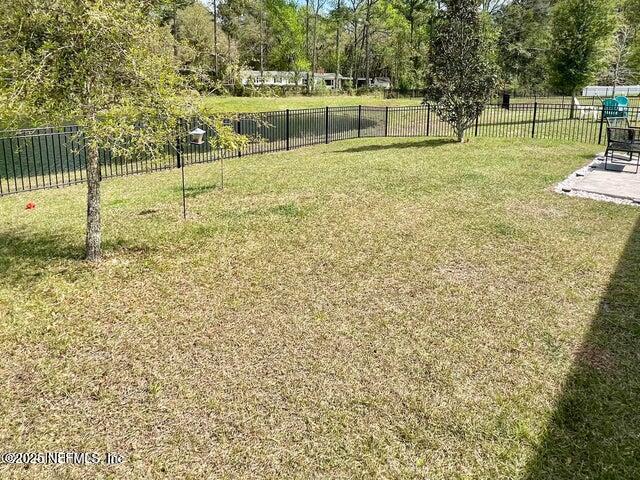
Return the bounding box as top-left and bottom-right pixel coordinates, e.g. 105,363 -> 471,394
556,153 -> 640,206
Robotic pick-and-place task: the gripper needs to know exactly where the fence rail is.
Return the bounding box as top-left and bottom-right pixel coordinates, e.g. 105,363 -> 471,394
1,103 -> 639,196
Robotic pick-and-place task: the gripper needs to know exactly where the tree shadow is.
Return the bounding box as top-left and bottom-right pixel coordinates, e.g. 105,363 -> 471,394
523,216 -> 640,479
0,231 -> 84,286
0,232 -> 84,269
173,183 -> 222,199
336,138 -> 456,153
0,230 -> 156,285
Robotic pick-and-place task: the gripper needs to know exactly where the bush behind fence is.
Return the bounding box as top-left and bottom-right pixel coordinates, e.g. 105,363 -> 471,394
1,103 -> 638,196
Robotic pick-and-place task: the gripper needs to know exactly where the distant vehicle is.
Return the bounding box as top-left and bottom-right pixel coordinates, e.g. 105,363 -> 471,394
372,77 -> 392,89
355,77 -> 392,89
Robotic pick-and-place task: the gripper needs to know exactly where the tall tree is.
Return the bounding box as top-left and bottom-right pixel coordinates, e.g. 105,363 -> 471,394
266,0 -> 310,73
390,0 -> 433,87
309,0 -> 328,90
392,0 -> 431,47
346,0 -> 366,81
330,0 -> 350,88
495,0 -> 550,93
548,0 -> 613,103
177,2 -> 218,69
218,0 -> 263,70
622,0 -> 640,82
156,0 -> 196,57
362,0 -> 380,85
0,0 -> 240,260
600,23 -> 634,95
424,0 -> 499,142
210,0 -> 221,75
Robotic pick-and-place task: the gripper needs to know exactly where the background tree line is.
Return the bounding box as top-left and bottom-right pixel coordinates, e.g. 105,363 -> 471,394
163,0 -> 640,95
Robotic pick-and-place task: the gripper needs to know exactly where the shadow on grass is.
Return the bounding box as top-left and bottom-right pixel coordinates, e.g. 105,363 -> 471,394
336,138 -> 456,153
172,183 -> 222,199
523,217 -> 640,479
0,231 -> 84,276
0,231 -> 155,280
185,184 -> 222,198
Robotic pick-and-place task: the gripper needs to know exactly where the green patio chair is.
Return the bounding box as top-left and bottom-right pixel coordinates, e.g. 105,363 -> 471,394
602,98 -> 622,119
615,96 -> 630,116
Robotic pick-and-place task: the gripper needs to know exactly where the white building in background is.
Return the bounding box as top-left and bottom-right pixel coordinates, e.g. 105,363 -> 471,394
237,70 -> 377,90
316,72 -> 351,90
582,85 -> 640,97
239,70 -> 307,87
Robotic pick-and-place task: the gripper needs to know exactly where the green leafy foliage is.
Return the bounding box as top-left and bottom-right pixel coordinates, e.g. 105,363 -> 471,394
0,0 -> 245,259
622,0 -> 640,83
495,0 -> 550,93
0,0 -> 244,158
547,0 -> 614,95
266,0 -> 310,72
424,0 -> 499,141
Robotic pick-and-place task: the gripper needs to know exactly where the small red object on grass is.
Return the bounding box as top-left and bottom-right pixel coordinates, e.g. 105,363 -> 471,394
26,202 -> 36,210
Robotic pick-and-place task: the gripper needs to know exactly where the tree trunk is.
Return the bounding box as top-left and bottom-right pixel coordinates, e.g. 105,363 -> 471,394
410,18 -> 414,47
364,23 -> 370,87
306,0 -> 310,60
311,9 -> 319,92
213,0 -> 219,76
456,117 -> 465,142
172,7 -> 179,59
85,143 -> 101,261
335,0 -> 341,91
259,11 -> 265,76
353,21 -> 359,87
364,0 -> 374,88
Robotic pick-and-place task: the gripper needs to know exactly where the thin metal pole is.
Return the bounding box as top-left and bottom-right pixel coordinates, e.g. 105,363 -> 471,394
220,156 -> 224,190
325,106 -> 329,144
426,103 -> 431,137
531,102 -> 537,138
181,159 -> 187,220
385,106 -> 389,137
598,105 -> 605,145
357,105 -> 362,138
237,119 -> 242,158
286,109 -> 290,151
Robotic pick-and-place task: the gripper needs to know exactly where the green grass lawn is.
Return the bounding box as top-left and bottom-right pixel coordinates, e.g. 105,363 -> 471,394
1,137 -> 639,479
196,94 -> 421,113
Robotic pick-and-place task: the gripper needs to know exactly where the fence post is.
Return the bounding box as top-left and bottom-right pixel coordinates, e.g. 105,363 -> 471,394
286,109 -> 290,151
357,105 -> 362,138
474,109 -> 479,137
175,119 -> 183,168
237,118 -> 242,158
384,106 -> 389,137
598,105 -> 605,144
325,106 -> 329,144
531,102 -> 538,138
426,103 -> 431,137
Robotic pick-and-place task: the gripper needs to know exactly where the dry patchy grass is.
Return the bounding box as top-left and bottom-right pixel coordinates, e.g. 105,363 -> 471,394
0,137 -> 639,479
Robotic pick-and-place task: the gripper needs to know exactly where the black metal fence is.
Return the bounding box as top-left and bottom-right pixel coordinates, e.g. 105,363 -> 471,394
1,103 -> 639,196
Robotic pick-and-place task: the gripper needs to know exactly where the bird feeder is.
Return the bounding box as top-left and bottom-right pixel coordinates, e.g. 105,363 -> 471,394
189,127 -> 206,145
